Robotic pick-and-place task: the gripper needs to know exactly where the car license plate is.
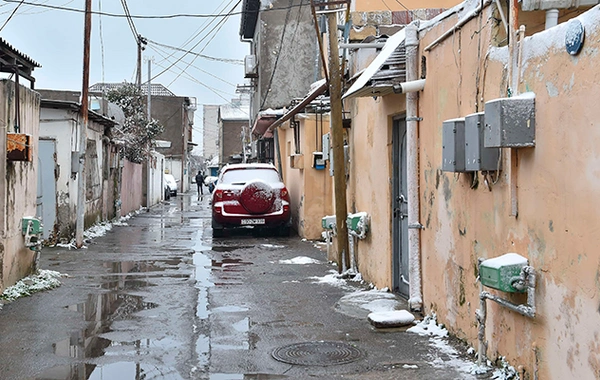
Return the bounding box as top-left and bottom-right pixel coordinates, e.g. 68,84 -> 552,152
241,218 -> 265,225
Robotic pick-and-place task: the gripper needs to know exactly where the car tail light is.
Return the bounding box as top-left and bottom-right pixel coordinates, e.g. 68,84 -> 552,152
214,189 -> 223,200
281,187 -> 289,199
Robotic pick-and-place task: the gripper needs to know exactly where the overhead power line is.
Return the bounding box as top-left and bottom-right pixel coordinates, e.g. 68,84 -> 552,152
0,0 -> 24,32
145,39 -> 242,65
1,0 -> 306,19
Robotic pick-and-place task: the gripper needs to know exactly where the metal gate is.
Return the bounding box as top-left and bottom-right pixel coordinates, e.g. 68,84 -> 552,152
392,118 -> 409,297
37,139 -> 57,240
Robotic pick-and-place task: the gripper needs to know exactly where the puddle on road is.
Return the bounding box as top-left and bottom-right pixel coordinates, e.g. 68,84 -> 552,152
211,245 -> 253,252
34,362 -> 184,380
103,259 -> 184,273
101,279 -> 155,290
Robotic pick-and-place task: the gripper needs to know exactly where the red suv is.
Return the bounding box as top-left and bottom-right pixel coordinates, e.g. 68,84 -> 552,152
211,163 -> 291,237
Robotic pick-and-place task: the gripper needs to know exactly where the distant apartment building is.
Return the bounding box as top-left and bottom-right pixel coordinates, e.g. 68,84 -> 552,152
203,105 -> 219,159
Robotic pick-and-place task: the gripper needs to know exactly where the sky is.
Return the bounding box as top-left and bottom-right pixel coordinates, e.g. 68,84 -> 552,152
0,0 -> 250,154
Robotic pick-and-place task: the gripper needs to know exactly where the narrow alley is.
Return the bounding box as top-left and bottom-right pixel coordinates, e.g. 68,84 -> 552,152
0,193 -> 496,380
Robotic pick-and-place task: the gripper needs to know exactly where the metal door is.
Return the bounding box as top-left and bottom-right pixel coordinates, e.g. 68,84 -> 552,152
37,139 -> 57,240
392,118 -> 409,297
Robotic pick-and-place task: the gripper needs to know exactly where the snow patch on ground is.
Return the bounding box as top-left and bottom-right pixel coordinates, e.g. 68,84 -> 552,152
407,314 -> 519,379
0,270 -> 67,303
338,289 -> 402,312
50,208 -> 143,249
310,270 -> 352,288
279,256 -> 320,264
262,244 -> 285,249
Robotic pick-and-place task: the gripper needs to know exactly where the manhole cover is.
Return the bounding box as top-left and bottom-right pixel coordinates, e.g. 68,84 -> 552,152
271,341 -> 363,366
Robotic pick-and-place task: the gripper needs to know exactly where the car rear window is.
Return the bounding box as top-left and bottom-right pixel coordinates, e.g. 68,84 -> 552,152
220,168 -> 280,185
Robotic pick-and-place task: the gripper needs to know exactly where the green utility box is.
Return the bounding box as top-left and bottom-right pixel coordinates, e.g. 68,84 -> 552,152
480,253 -> 528,293
22,217 -> 43,235
322,215 -> 336,230
346,212 -> 369,235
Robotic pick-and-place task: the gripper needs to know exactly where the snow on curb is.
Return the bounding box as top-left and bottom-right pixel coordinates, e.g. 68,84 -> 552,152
368,310 -> 415,328
0,270 -> 67,303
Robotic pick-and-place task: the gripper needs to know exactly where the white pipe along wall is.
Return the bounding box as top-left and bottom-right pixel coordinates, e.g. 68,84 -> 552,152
405,21 -> 423,312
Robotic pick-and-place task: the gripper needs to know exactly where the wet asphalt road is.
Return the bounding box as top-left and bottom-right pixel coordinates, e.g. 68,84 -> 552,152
0,192 -> 492,380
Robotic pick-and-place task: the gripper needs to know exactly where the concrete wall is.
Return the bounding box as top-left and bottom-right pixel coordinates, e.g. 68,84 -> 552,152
344,93 -> 406,286
143,151 -> 165,208
120,160 -> 143,216
253,0 -> 318,116
277,115 -> 334,239
413,4 -> 600,379
221,120 -> 246,164
39,107 -> 107,236
39,107 -> 79,239
203,105 -> 219,159
0,80 -> 40,290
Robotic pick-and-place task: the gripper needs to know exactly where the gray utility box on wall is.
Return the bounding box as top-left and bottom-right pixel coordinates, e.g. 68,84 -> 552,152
442,118 -> 467,172
465,112 -> 500,171
484,94 -> 536,148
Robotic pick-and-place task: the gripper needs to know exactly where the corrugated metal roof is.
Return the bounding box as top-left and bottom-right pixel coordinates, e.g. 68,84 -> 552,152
0,37 -> 40,68
343,29 -> 406,99
240,0 -> 260,39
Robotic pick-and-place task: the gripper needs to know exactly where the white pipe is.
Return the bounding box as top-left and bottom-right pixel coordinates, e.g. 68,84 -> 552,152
545,9 -> 559,29
339,43 -> 386,49
406,22 -> 423,312
393,79 -> 426,94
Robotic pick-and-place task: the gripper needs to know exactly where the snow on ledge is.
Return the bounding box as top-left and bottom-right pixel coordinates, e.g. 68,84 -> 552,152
481,253 -> 528,269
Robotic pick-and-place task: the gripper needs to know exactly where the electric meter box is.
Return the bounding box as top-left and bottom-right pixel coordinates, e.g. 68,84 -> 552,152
322,215 -> 336,230
346,212 -> 368,234
479,253 -> 528,293
484,94 -> 536,148
465,112 -> 500,171
442,118 -> 467,172
442,118 -> 466,172
22,217 -> 43,235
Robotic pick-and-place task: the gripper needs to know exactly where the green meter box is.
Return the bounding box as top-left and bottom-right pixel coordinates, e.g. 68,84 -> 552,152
480,253 -> 528,293
22,217 -> 43,235
322,215 -> 336,230
346,212 -> 368,234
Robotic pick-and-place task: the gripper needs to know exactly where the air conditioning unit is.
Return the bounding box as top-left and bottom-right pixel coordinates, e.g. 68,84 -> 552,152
244,55 -> 258,78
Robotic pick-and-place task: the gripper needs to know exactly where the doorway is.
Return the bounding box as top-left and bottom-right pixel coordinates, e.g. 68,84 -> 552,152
37,139 -> 57,240
392,118 -> 409,298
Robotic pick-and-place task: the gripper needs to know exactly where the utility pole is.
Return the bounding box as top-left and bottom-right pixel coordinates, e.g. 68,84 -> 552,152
326,8 -> 350,272
75,0 -> 92,248
136,35 -> 146,90
146,57 -> 152,119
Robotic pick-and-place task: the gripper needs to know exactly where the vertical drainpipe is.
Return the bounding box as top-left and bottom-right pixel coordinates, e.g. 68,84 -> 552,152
406,21 -> 423,311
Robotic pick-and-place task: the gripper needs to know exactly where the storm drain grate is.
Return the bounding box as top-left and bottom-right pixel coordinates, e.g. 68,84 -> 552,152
271,341 -> 363,366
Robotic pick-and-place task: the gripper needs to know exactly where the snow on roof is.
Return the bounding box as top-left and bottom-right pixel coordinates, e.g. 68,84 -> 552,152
342,28 -> 406,99
220,98 -> 250,121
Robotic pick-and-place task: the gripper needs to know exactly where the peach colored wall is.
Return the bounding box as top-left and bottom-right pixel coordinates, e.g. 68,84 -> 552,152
413,4 -> 600,379
353,0 -> 460,11
278,115 -> 334,239
344,94 -> 405,287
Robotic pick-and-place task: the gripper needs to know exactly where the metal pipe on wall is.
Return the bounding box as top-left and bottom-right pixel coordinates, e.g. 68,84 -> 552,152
405,21 -> 423,312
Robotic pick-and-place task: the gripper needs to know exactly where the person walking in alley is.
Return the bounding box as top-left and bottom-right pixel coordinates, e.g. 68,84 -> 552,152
195,170 -> 205,196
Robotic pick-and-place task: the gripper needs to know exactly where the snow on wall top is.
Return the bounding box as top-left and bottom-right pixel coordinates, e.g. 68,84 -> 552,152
490,4 -> 600,65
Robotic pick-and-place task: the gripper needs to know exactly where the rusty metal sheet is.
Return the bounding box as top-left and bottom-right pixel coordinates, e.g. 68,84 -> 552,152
7,133 -> 32,161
